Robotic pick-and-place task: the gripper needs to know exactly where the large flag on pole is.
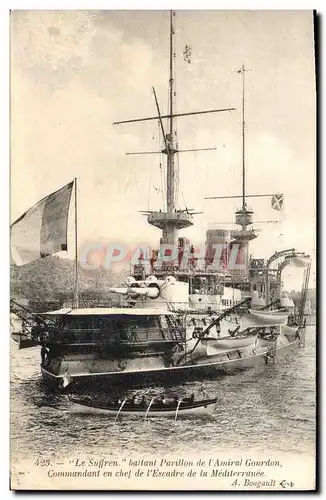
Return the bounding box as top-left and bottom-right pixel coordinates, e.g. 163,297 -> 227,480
11,181 -> 74,266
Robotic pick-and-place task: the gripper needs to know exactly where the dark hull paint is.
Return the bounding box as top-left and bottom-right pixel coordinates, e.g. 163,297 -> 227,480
41,339 -> 299,391
11,334 -> 39,350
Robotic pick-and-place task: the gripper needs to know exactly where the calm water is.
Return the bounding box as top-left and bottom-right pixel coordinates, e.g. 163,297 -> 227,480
10,326 -> 316,462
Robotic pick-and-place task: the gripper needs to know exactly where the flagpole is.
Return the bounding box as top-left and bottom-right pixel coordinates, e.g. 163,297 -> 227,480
74,177 -> 79,308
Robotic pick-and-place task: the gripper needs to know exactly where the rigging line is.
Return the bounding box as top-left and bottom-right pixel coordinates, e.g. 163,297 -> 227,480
169,9 -> 180,209
158,123 -> 165,211
147,132 -> 155,211
165,19 -> 170,214
169,10 -> 174,137
174,17 -> 180,209
113,108 -> 236,125
152,87 -> 168,149
163,148 -> 167,208
159,128 -> 166,210
194,149 -> 205,202
158,121 -> 166,210
166,11 -> 171,133
192,152 -> 205,236
175,150 -> 180,207
180,187 -> 188,211
162,154 -> 167,211
174,68 -> 179,206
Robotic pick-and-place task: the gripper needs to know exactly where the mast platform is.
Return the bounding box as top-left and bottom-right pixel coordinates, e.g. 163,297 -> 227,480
230,229 -> 257,242
147,210 -> 194,230
230,207 -> 257,241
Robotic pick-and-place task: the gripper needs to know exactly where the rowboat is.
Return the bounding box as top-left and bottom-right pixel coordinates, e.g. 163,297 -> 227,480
241,309 -> 289,328
201,334 -> 256,351
69,396 -> 217,417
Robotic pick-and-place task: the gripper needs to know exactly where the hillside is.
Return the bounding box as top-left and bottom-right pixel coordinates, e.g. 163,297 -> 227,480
10,256 -> 128,311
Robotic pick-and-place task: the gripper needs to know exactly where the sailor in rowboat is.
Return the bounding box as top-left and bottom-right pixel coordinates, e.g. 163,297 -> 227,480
122,395 -> 134,406
264,345 -> 276,364
181,393 -> 195,405
40,343 -> 49,366
162,395 -> 178,406
152,395 -> 164,405
133,394 -> 146,406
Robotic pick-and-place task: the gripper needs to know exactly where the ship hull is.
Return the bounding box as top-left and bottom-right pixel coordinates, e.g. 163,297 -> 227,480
41,338 -> 299,390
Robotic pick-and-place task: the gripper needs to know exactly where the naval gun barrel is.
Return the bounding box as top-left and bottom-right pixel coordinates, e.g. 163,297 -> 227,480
108,286 -> 160,299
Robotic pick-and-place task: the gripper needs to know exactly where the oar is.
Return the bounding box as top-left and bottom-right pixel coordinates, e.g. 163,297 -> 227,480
62,371 -> 72,389
174,400 -> 182,422
114,399 -> 127,422
144,398 -> 154,421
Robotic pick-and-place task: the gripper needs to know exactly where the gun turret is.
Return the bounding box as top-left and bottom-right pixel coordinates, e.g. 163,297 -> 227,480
108,275 -> 189,310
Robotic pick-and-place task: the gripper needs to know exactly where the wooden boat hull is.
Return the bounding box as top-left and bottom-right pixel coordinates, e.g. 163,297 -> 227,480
41,338 -> 299,390
70,398 -> 217,416
241,310 -> 289,328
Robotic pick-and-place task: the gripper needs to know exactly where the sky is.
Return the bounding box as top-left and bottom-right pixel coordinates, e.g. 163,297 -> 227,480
10,10 -> 316,289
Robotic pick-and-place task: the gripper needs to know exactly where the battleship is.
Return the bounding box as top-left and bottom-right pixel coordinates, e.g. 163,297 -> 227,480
10,11 -> 312,390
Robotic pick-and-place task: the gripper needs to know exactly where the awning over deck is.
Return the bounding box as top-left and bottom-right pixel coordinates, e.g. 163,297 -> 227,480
41,307 -> 174,316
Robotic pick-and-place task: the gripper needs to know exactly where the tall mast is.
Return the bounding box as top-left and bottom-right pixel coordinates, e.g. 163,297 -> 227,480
114,11 -> 236,256
205,65 -> 258,272
169,10 -> 174,137
241,64 -> 246,210
167,10 -> 176,213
